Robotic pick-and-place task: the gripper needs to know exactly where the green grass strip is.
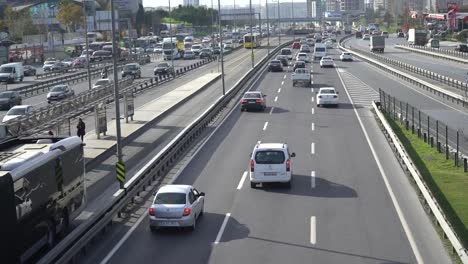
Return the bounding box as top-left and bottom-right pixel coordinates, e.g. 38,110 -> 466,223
386,114 -> 468,249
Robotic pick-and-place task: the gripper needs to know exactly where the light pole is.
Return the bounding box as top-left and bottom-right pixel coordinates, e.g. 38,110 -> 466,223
218,0 -> 226,95
168,0 -> 174,74
249,0 -> 254,68
110,0 -> 124,189
266,0 -> 270,54
82,0 -> 92,90
276,0 -> 281,45
234,0 -> 237,34
291,0 -> 294,40
49,4 -> 56,58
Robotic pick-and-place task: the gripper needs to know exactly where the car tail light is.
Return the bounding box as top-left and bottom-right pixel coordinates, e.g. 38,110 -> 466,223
318,95 -> 322,98
286,159 -> 290,172
255,99 -> 263,103
250,159 -> 255,172
241,99 -> 248,104
333,95 -> 337,98
183,208 -> 191,216
149,207 -> 155,216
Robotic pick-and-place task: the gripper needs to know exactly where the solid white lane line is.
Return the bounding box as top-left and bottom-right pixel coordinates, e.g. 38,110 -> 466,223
311,107 -> 315,115
281,81 -> 284,86
311,170 -> 316,188
311,142 -> 315,155
312,122 -> 315,131
263,121 -> 269,131
237,171 -> 248,190
335,66 -> 424,263
278,88 -> 281,93
274,96 -> 278,102
310,216 -> 316,244
214,213 -> 232,245
269,107 -> 274,115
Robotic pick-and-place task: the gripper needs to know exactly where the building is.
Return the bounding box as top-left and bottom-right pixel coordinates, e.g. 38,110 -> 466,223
183,0 -> 199,6
263,2 -> 309,19
340,0 -> 365,13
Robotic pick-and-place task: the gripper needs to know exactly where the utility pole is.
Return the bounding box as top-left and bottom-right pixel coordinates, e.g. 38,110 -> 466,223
276,0 -> 281,45
250,0 -> 254,68
110,0 -> 124,188
291,0 -> 294,40
266,0 -> 270,54
168,0 -> 174,74
82,0 -> 92,90
218,0 -> 226,95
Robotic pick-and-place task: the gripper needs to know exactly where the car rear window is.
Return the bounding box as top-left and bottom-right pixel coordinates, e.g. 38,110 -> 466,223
244,93 -> 261,99
281,49 -> 292,55
315,47 -> 325,52
255,151 -> 285,164
320,89 -> 335,94
155,192 -> 186,204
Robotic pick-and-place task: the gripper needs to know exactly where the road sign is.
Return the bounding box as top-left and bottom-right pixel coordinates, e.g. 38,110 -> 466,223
116,161 -> 125,184
124,91 -> 134,123
94,103 -> 107,139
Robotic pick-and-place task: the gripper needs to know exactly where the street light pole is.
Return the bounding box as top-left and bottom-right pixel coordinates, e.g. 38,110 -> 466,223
277,0 -> 281,45
249,0 -> 254,68
168,0 -> 174,74
82,0 -> 92,90
110,0 -> 124,188
218,0 -> 225,95
266,0 -> 270,54
291,0 -> 294,40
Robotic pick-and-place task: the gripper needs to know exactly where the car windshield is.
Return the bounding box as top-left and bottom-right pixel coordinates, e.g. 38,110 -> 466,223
281,49 -> 291,55
270,60 -> 280,64
255,150 -> 285,164
192,45 -> 201,50
315,48 -> 325,52
244,93 -> 261,99
201,49 -> 211,52
51,86 -> 66,92
95,80 -> 109,86
157,63 -> 169,67
155,192 -> 186,204
124,65 -> 138,70
320,89 -> 336,94
0,92 -> 13,98
7,108 -> 26,115
0,67 -> 13,73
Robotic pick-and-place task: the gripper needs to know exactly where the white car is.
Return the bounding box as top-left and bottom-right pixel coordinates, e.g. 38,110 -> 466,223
148,184 -> 205,231
296,53 -> 309,63
2,105 -> 33,123
249,143 -> 296,188
324,39 -> 334,48
299,44 -> 311,53
362,34 -> 370,40
320,56 -> 334,68
316,87 -> 339,107
340,52 -> 353,61
92,78 -> 111,89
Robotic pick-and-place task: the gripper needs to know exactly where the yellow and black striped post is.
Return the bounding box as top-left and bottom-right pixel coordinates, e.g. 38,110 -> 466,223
116,161 -> 125,188
55,159 -> 63,192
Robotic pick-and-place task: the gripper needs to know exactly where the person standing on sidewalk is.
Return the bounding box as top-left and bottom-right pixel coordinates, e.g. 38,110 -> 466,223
77,118 -> 86,141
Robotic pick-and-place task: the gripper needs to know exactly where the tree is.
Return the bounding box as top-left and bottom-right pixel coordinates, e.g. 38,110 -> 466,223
0,6 -> 39,42
56,0 -> 83,32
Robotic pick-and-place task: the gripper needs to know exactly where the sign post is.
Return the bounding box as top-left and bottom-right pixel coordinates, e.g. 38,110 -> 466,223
124,91 -> 134,123
94,103 -> 107,139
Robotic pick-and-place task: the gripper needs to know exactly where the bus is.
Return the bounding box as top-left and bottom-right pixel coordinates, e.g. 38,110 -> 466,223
162,37 -> 181,60
0,136 -> 86,263
243,33 -> 261,48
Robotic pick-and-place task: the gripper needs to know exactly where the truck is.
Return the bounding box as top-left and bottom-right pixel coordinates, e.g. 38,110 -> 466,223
162,37 -> 181,60
344,25 -> 352,34
0,136 -> 86,263
291,68 -> 311,87
407,28 -> 428,46
370,35 -> 385,53
0,62 -> 24,83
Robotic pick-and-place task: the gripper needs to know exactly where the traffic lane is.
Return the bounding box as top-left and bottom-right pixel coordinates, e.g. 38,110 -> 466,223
98,71 -> 281,264
346,37 -> 467,83
209,61 -> 416,264
334,48 -> 468,135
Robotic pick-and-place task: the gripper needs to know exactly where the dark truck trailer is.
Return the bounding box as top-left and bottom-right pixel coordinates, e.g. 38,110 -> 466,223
0,136 -> 86,263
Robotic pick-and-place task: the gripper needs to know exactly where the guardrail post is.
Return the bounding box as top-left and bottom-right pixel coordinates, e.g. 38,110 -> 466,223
456,131 -> 459,167
446,125 -> 449,160
418,110 -> 421,138
412,106 -> 415,134
430,136 -> 434,148
427,116 -> 430,145
464,158 -> 467,172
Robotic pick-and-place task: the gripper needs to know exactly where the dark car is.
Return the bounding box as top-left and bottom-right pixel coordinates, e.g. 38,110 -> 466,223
293,61 -> 306,72
238,39 -> 244,44
355,31 -> 363,38
455,44 -> 468,53
0,91 -> 21,109
276,55 -> 288,66
122,63 -> 141,79
397,32 -> 405,38
90,50 -> 112,62
213,46 -> 221,54
199,48 -> 213,59
49,62 -> 69,72
154,62 -> 174,76
268,60 -> 283,72
23,65 -> 37,76
240,91 -> 266,112
47,84 -> 74,103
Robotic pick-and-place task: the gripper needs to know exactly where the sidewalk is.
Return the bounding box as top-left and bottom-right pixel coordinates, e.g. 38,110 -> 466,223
82,73 -> 221,168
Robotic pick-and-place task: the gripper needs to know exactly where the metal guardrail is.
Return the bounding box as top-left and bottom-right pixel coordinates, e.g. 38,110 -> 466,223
395,44 -> 468,62
4,57 -> 218,137
36,40 -> 293,264
373,100 -> 468,263
339,36 -> 468,108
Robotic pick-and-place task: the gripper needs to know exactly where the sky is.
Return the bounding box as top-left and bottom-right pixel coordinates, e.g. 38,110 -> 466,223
143,0 -> 306,8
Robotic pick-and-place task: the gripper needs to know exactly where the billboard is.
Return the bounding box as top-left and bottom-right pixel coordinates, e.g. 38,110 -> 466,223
114,0 -> 139,13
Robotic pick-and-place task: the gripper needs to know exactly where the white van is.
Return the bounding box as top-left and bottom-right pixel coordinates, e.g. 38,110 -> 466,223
249,143 -> 295,188
313,44 -> 327,60
0,63 -> 24,83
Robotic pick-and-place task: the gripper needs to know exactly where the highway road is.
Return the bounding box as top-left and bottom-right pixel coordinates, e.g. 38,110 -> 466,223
77,45 -> 452,264
344,35 -> 467,83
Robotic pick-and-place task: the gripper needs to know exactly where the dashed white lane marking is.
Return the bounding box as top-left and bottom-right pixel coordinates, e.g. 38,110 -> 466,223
312,122 -> 315,131
281,81 -> 284,86
237,171 -> 248,190
214,213 -> 231,245
311,88 -> 314,93
311,142 -> 315,154
263,121 -> 268,131
311,170 -> 316,188
311,96 -> 314,102
311,107 -> 315,115
278,88 -> 281,93
283,75 -> 286,79
274,96 -> 278,102
310,216 -> 316,244
269,107 -> 274,114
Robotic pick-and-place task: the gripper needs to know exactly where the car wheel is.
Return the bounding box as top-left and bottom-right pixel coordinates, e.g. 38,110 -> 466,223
250,182 -> 256,188
317,104 -> 320,107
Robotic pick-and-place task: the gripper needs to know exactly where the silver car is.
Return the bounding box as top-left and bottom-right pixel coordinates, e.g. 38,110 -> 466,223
148,184 -> 205,231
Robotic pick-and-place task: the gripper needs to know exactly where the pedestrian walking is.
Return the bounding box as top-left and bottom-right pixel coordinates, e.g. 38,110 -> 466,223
77,118 -> 86,141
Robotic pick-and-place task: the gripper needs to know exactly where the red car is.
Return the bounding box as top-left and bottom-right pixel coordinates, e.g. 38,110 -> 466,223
292,42 -> 301,49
